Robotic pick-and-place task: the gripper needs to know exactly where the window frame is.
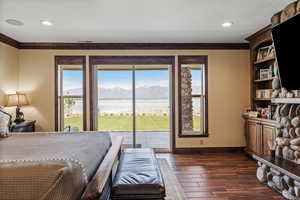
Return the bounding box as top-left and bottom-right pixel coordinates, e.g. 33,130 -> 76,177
178,55 -> 208,137
55,56 -> 87,131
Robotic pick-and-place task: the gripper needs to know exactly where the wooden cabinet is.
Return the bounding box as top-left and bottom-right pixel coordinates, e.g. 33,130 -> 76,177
247,120 -> 260,153
245,25 -> 277,156
261,124 -> 276,156
244,117 -> 277,156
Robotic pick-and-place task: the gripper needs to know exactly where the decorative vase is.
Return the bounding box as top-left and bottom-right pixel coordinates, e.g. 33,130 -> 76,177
272,77 -> 281,90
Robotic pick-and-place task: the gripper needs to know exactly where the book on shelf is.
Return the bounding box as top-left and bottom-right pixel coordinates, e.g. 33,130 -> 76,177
255,63 -> 275,80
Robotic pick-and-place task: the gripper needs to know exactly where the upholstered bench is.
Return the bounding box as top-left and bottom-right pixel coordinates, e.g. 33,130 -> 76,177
111,148 -> 165,200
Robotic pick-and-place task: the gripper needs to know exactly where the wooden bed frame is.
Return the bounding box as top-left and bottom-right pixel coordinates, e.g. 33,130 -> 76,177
81,136 -> 123,200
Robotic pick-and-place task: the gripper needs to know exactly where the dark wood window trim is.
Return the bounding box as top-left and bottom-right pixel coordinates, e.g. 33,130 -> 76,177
89,56 -> 176,151
54,56 -> 87,131
89,56 -> 175,65
178,55 -> 208,137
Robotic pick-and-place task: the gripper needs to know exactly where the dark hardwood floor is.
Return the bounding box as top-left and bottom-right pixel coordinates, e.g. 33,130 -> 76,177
156,152 -> 284,200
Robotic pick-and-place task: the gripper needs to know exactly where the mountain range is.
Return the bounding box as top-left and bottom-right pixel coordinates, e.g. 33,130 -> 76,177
64,86 -> 169,99
65,84 -> 201,99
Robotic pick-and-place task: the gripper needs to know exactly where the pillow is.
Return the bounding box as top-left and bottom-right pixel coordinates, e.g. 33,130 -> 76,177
0,109 -> 11,138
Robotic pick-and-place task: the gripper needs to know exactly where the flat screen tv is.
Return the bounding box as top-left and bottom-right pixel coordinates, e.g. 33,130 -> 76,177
272,13 -> 300,91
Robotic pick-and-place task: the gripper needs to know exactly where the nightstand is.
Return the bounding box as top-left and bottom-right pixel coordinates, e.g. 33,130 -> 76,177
9,120 -> 36,132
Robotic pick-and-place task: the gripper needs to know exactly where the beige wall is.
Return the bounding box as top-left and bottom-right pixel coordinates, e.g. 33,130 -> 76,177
18,49 -> 250,148
0,42 -> 19,106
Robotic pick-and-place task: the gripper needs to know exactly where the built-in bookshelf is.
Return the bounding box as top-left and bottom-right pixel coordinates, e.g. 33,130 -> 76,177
246,25 -> 277,120
253,44 -> 275,105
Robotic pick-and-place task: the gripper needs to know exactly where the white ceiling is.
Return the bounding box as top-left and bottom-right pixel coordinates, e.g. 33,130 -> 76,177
0,0 -> 295,43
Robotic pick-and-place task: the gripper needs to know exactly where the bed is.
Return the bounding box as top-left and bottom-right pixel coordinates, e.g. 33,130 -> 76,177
0,131 -> 123,200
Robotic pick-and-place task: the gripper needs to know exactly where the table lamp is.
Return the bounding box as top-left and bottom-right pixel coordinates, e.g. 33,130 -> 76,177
6,93 -> 29,124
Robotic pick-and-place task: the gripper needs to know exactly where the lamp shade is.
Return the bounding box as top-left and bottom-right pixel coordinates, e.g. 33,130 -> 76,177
6,94 -> 29,107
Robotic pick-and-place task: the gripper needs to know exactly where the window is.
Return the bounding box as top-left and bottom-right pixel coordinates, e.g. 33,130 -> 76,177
54,55 -> 207,138
55,56 -> 86,131
179,56 -> 208,137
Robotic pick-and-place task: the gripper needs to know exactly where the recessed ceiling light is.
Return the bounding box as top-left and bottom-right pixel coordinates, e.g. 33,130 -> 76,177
6,19 -> 24,26
41,20 -> 53,26
222,21 -> 233,28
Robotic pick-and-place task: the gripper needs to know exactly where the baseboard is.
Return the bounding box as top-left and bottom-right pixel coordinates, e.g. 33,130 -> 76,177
173,147 -> 245,154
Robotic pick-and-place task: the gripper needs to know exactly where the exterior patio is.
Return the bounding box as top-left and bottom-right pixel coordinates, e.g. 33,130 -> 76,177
109,131 -> 170,149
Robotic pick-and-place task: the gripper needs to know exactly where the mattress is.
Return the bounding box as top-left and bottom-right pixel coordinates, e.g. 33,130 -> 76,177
0,131 -> 112,200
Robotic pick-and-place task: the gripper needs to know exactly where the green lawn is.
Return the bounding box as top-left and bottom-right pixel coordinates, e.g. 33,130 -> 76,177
64,114 -> 201,131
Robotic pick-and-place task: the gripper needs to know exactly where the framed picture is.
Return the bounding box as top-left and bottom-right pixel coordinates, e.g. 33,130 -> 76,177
268,45 -> 275,58
256,46 -> 270,61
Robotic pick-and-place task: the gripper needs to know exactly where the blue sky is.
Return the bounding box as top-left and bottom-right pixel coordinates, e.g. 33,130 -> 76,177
63,70 -> 83,91
98,70 -> 169,89
63,69 -> 201,91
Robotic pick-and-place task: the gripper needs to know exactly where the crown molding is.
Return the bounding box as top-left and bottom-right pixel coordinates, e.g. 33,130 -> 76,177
245,24 -> 272,42
1,33 -> 249,50
18,42 -> 249,50
0,33 -> 20,48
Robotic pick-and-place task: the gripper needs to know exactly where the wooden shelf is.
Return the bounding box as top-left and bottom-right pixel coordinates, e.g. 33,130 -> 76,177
254,56 -> 275,65
254,98 -> 271,101
254,77 -> 275,83
243,115 -> 277,125
272,98 -> 300,104
252,154 -> 300,182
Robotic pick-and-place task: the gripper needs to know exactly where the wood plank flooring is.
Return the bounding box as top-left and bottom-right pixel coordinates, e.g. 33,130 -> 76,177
156,152 -> 284,200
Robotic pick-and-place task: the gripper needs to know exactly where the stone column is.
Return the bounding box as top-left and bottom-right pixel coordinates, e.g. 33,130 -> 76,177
274,104 -> 300,164
181,67 -> 194,132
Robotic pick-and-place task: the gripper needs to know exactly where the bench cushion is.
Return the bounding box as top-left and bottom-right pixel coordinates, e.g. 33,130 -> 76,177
112,148 -> 165,198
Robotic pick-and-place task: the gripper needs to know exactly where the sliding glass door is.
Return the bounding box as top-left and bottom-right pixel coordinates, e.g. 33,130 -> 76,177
135,65 -> 170,149
90,56 -> 174,151
97,66 -> 134,147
